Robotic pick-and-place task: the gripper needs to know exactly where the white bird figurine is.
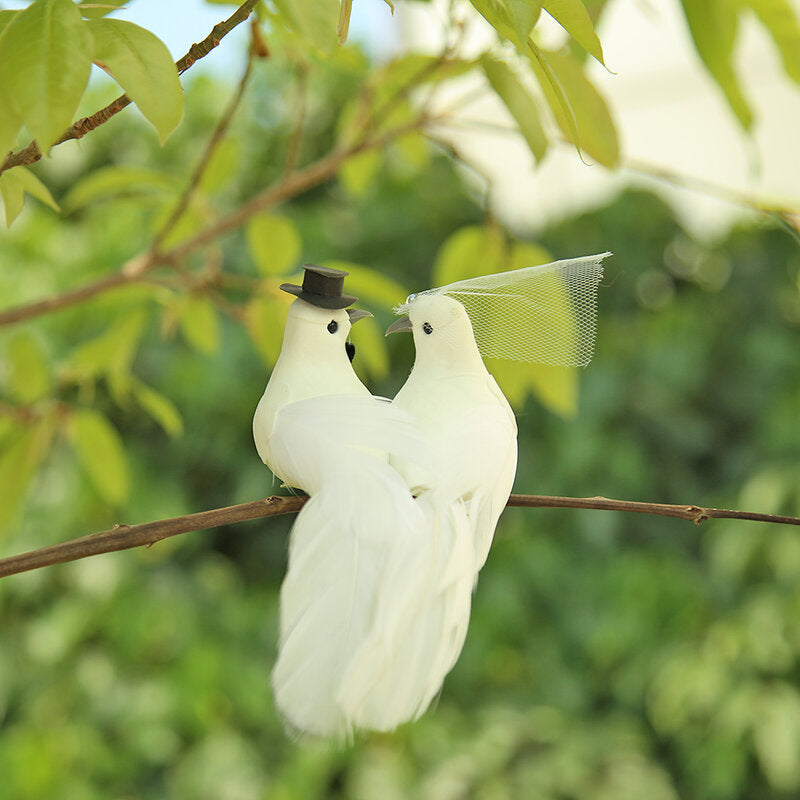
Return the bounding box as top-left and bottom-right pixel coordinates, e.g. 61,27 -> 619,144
253,265 -> 475,738
386,252 -> 609,570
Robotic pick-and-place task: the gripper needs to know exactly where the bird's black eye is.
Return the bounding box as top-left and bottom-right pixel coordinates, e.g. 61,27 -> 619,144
422,322 -> 433,335
327,320 -> 338,334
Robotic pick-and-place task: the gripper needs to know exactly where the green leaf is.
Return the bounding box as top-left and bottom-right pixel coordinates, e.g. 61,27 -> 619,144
0,0 -> 92,152
680,0 -> 752,129
69,408 -> 130,505
541,0 -> 605,65
272,0 -> 339,55
198,136 -> 241,193
432,225 -> 508,287
0,170 -> 25,226
244,294 -> 290,366
0,9 -> 17,35
179,295 -> 220,355
753,684 -> 800,790
489,357 -> 578,415
63,165 -> 178,212
132,380 -> 183,437
529,47 -> 619,167
482,56 -> 548,163
246,213 -> 302,276
67,308 -> 148,379
339,150 -> 382,197
321,260 -> 410,309
89,19 -> 184,143
5,332 -> 51,404
746,0 -> 800,84
0,166 -> 58,225
349,317 -> 389,380
78,0 -> 128,19
0,422 -> 51,534
15,166 -> 59,211
0,12 -> 21,159
469,0 -> 541,49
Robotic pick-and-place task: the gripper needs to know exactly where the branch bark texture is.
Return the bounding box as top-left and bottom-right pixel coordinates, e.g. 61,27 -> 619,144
1,493 -> 797,580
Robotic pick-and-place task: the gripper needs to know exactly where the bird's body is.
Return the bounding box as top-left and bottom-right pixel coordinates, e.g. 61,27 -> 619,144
390,294 -> 518,569
254,276 -> 478,738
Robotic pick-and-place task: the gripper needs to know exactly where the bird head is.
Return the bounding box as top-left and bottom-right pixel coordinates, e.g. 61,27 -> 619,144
283,298 -> 372,363
387,294 -> 483,373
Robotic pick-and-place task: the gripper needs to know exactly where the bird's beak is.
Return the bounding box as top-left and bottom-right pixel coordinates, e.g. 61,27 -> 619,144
347,308 -> 373,324
385,316 -> 413,336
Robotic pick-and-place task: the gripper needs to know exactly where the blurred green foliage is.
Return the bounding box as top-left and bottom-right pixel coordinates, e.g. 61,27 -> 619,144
0,1 -> 799,797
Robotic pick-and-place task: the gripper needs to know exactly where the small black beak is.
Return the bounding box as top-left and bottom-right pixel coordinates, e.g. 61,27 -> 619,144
385,316 -> 413,336
347,308 -> 373,324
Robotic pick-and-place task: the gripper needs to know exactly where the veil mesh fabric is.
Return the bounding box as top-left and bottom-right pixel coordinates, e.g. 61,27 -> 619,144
394,253 -> 610,367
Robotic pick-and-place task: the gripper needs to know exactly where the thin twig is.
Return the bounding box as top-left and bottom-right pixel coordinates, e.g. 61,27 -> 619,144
282,63 -> 308,177
0,492 -> 797,580
0,253 -> 158,327
0,0 -> 259,175
152,55 -> 255,251
623,156 -> 800,217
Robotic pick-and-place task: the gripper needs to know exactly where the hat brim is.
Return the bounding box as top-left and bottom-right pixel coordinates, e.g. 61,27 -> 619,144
280,283 -> 358,310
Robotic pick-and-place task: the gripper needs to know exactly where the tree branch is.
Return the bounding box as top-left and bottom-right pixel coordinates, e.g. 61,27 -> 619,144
1,492 -> 797,580
0,114 -> 433,329
0,0 -> 259,176
152,53 -> 256,250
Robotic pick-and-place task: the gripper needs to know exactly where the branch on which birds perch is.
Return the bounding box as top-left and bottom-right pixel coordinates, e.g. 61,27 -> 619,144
0,493 -> 797,580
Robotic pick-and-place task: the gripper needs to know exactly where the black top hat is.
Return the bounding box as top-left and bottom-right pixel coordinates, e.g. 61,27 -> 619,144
280,264 -> 358,310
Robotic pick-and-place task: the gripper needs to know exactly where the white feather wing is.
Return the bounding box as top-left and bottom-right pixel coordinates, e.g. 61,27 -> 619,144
268,394 -> 438,737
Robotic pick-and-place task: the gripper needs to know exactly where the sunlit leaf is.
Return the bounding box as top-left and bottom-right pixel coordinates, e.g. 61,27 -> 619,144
542,0 -> 605,65
5,332 -> 51,405
339,150 -> 382,197
272,0 -> 339,55
0,8 -> 17,34
0,11 -> 22,159
132,379 -> 183,437
680,0 -> 752,129
0,166 -> 58,225
244,293 -> 290,366
469,0 -> 541,49
0,0 -> 92,152
246,213 -> 302,276
0,170 -> 25,226
349,316 -> 389,380
321,260 -> 410,309
67,308 -> 148,379
372,54 -> 476,105
0,419 -> 55,534
78,0 -> 128,19
432,225 -> 508,287
179,294 -> 220,355
482,56 -> 548,163
89,19 -> 184,143
63,165 -> 178,212
529,47 -> 619,166
746,0 -> 800,84
68,408 -> 130,505
753,683 -> 800,790
198,136 -> 241,193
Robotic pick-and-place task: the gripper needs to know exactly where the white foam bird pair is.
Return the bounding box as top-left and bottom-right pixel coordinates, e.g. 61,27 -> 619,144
253,255 -> 609,738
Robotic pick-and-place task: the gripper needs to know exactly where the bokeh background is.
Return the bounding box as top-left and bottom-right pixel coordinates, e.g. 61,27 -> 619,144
1,0 -> 800,798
